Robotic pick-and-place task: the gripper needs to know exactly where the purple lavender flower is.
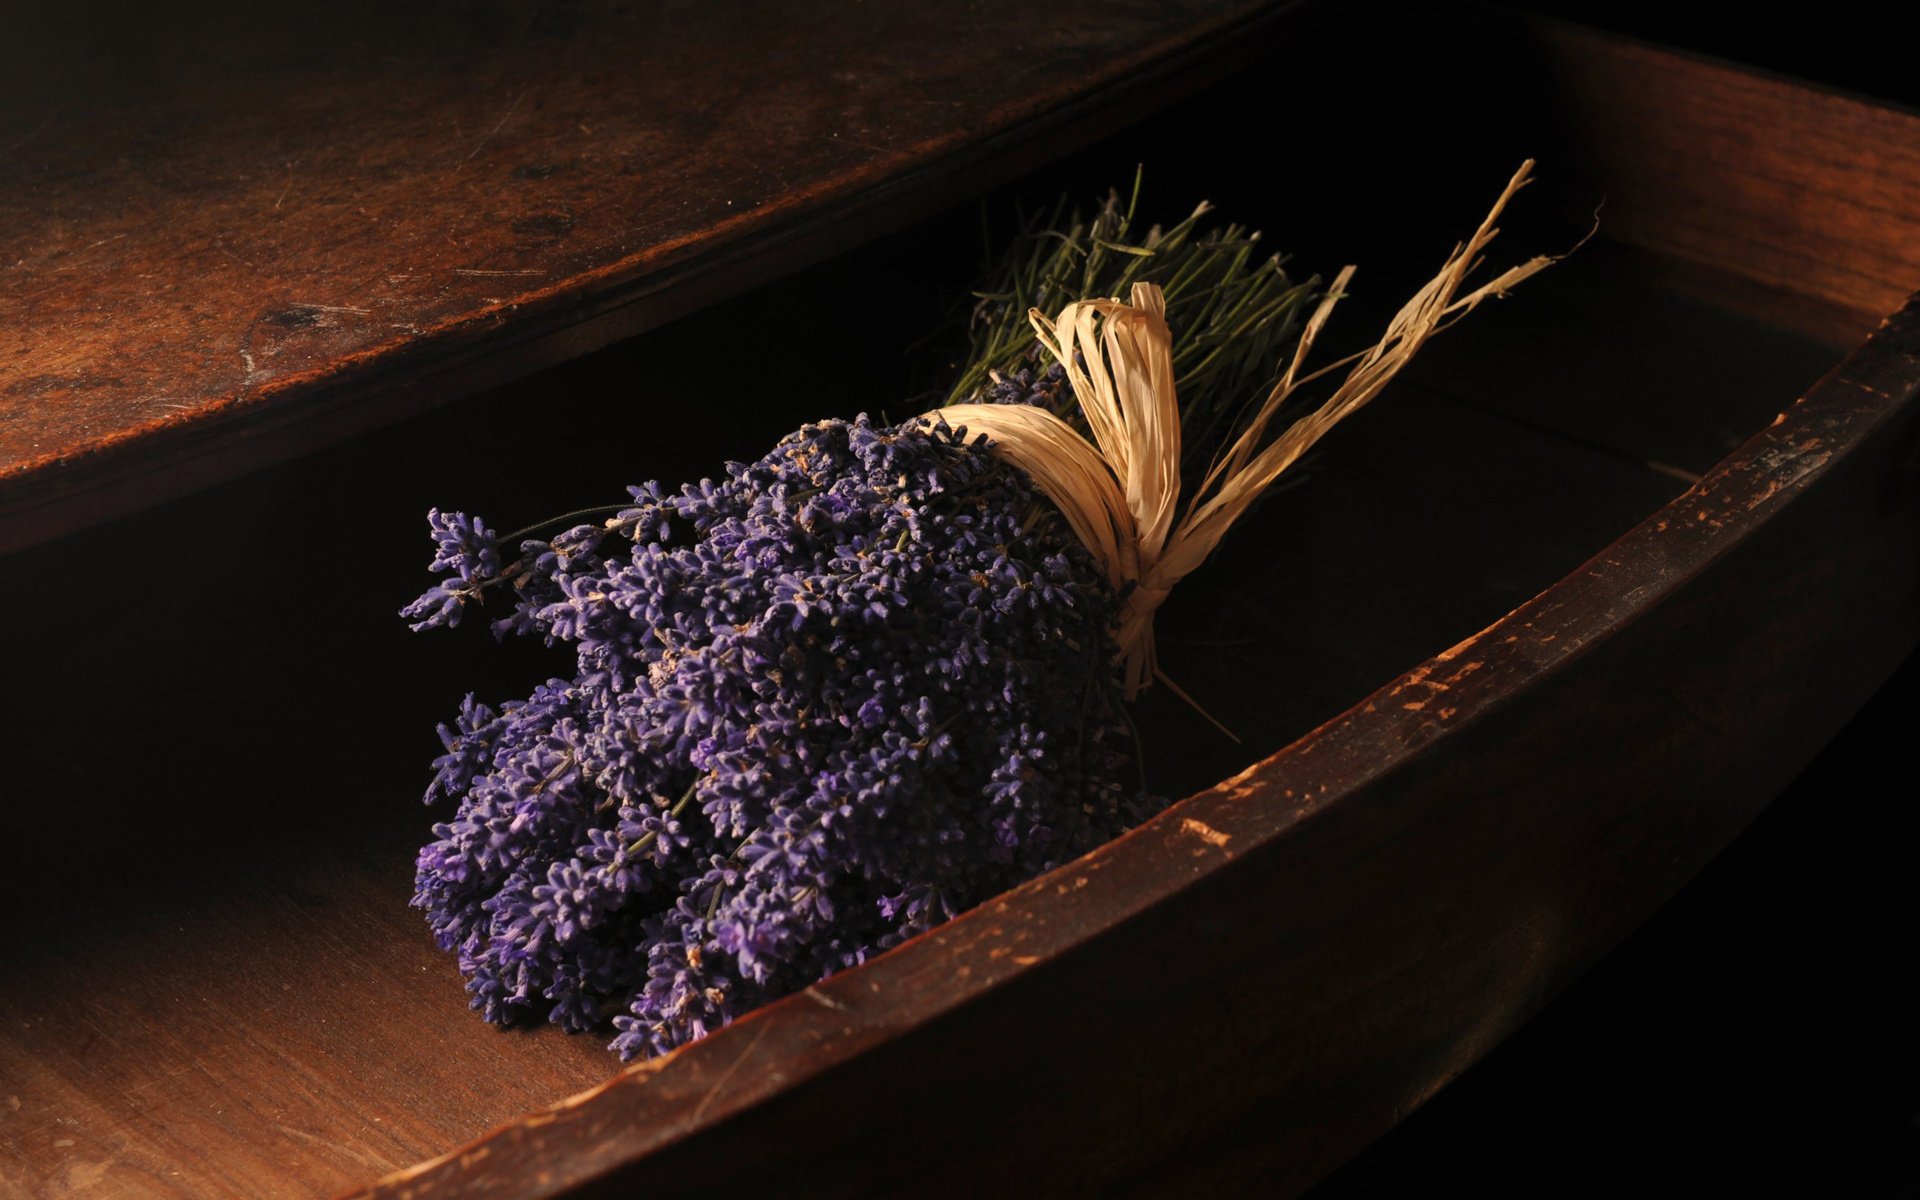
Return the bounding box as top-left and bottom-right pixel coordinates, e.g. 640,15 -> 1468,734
406,391 -> 1152,1060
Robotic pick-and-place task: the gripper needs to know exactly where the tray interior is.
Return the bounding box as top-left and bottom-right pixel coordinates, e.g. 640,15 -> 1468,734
0,17 -> 1865,1198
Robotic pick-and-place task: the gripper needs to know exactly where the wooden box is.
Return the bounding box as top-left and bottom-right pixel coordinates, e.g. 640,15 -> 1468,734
1,4 -> 1915,1196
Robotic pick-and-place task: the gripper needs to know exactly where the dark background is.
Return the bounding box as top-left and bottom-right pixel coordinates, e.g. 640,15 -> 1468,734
1310,6 -> 1920,1196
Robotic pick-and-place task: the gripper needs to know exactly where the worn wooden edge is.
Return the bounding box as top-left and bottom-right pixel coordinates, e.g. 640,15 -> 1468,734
348,285 -> 1920,1197
0,0 -> 1322,560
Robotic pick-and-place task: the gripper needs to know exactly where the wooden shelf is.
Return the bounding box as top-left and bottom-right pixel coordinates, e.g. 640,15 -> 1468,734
0,0 -> 1304,555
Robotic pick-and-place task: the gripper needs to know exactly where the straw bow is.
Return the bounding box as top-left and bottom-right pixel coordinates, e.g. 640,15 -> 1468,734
938,160 -> 1553,701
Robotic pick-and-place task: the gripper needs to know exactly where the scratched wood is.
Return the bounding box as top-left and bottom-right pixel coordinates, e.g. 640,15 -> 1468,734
0,306 -> 1732,1200
353,289 -> 1920,1200
0,117 -> 1826,1192
0,0 -> 1309,557
3,9 -> 1918,1200
0,210 -> 1879,1200
351,14 -> 1917,1200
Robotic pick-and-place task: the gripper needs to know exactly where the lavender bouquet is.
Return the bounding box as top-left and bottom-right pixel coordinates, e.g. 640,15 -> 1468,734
402,166 -> 1549,1060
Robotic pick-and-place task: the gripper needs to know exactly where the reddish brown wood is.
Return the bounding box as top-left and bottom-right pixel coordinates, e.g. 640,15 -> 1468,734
3,10 -> 1918,1200
0,240 -> 1815,1199
355,298 -> 1920,1200
0,841 -> 618,1198
1527,20 -> 1920,339
340,20 -> 1920,1192
0,0 -> 1305,557
3,354 -> 1695,1199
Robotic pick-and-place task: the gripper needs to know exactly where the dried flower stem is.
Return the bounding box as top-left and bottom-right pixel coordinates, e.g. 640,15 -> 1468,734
938,161 -> 1556,698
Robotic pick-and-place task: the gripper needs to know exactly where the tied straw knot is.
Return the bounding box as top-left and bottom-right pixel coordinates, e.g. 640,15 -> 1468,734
935,160 -> 1557,701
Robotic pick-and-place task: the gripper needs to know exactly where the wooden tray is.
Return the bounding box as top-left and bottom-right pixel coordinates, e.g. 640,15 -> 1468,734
2,5 -> 1916,1198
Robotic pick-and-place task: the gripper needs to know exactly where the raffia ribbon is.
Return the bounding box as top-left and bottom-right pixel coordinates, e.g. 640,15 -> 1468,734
936,161 -> 1555,699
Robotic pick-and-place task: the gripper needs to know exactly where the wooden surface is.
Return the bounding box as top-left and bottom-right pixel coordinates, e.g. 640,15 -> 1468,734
0,0 -> 1303,557
362,291 -> 1920,1200
0,218 -> 1854,1196
1529,20 -> 1920,335
357,16 -> 1920,1195
1308,8 -> 1920,1190
1304,649 -> 1920,1196
1181,8 -> 1920,350
4,9 -> 1919,1199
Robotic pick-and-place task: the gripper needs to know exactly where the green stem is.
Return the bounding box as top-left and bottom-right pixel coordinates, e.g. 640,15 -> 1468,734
501,504 -> 636,545
940,177 -> 1320,498
622,780 -> 701,861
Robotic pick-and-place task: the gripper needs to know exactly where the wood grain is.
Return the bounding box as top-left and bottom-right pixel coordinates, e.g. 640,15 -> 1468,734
1528,19 -> 1920,336
0,237 -> 1786,1198
0,0 -> 1306,556
4,9 -> 1918,1199
357,291 -> 1920,1200
1190,8 -> 1920,348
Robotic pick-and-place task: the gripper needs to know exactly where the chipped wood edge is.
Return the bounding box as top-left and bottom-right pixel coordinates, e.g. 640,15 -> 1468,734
350,283 -> 1920,1199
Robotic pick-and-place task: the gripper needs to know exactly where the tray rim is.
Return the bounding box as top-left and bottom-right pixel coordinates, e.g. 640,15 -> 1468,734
349,49 -> 1920,1200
